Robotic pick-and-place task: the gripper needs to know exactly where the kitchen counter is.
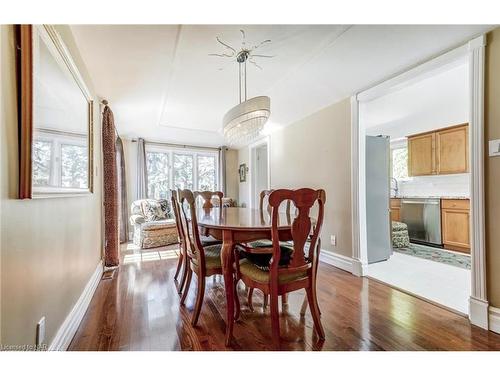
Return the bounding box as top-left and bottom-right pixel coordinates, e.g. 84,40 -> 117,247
391,196 -> 470,200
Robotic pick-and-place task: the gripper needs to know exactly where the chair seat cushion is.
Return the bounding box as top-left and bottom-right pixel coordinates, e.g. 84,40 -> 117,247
237,241 -> 294,269
200,235 -> 222,246
191,244 -> 222,269
141,219 -> 177,232
238,258 -> 307,284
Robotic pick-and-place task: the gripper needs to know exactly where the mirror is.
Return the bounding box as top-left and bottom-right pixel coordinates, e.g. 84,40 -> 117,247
18,25 -> 93,198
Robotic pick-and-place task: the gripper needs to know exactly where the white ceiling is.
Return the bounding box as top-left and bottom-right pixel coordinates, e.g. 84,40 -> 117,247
70,25 -> 492,147
363,60 -> 469,139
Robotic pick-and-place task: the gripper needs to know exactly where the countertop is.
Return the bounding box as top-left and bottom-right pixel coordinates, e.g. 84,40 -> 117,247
390,195 -> 470,200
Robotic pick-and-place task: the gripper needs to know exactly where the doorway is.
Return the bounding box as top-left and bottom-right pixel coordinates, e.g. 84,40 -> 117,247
249,139 -> 269,209
351,36 -> 489,327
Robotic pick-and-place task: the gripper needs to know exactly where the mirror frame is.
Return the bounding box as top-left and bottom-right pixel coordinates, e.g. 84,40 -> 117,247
17,24 -> 94,199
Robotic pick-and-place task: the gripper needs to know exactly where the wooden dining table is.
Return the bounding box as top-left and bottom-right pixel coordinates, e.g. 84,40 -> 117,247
196,206 -> 295,346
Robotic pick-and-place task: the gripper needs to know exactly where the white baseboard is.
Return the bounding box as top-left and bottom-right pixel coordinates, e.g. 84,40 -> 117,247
319,250 -> 353,273
49,260 -> 103,351
469,296 -> 489,330
351,258 -> 367,277
488,306 -> 500,334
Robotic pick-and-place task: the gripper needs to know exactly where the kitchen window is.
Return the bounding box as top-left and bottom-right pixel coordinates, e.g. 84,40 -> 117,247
391,146 -> 409,181
146,145 -> 219,199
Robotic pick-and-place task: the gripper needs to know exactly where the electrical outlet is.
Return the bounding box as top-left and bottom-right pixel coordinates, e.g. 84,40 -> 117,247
330,235 -> 337,246
36,317 -> 46,347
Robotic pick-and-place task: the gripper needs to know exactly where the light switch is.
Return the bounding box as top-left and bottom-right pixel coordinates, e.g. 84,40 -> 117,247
489,139 -> 500,157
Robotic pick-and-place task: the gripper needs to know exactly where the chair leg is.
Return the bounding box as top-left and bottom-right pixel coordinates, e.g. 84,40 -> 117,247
270,292 -> 280,350
281,293 -> 288,306
247,287 -> 254,312
177,252 -> 189,295
300,295 -> 308,316
180,268 -> 192,305
191,274 -> 205,326
234,279 -> 241,320
306,287 -> 325,339
174,250 -> 183,281
263,293 -> 269,310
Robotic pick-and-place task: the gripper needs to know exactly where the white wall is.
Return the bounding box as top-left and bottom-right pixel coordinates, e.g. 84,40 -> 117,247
1,25 -> 102,346
238,98 -> 352,257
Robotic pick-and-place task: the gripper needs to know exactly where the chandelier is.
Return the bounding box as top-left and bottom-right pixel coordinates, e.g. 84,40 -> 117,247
210,31 -> 273,147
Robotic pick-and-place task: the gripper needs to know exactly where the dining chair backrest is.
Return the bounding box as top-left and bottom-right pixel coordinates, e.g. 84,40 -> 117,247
194,190 -> 223,209
170,190 -> 185,244
260,189 -> 294,218
268,188 -> 326,272
178,189 -> 205,265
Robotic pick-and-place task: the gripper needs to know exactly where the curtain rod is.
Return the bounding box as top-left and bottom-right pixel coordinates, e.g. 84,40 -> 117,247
131,138 -> 224,152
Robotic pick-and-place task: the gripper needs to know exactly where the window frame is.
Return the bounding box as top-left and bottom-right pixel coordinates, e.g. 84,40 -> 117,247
145,144 -> 219,198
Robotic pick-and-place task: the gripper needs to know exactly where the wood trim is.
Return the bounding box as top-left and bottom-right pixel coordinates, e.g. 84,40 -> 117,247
17,25 -> 33,199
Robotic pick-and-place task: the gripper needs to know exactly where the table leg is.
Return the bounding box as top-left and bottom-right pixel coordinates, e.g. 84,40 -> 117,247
221,229 -> 235,346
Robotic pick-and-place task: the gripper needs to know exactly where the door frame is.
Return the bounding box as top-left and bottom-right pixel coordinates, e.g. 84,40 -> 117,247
350,35 -> 489,328
248,136 -> 270,209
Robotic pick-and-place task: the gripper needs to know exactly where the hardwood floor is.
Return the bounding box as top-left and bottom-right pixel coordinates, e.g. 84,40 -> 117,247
68,243 -> 500,351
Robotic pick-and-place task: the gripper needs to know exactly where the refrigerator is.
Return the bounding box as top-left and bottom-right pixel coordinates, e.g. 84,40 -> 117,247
365,135 -> 392,264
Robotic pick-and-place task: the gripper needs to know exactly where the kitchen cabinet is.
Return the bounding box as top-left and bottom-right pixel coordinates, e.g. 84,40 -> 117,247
407,124 -> 468,177
390,198 -> 401,222
436,125 -> 469,174
441,199 -> 470,253
408,132 -> 436,176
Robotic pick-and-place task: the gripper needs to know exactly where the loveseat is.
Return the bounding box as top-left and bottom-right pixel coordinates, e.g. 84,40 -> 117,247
130,199 -> 178,249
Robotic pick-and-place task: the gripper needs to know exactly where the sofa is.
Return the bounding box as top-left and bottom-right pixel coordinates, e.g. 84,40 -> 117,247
130,199 -> 179,249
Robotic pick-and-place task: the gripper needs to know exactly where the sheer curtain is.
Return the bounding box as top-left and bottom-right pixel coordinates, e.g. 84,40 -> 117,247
116,136 -> 129,243
102,105 -> 119,267
136,138 -> 148,199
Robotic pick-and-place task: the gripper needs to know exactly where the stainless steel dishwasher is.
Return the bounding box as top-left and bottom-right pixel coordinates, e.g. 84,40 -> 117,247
400,198 -> 442,247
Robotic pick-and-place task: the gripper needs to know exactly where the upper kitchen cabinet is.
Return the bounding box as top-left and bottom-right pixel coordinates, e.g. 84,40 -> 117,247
408,132 -> 436,176
407,124 -> 468,177
436,124 -> 469,174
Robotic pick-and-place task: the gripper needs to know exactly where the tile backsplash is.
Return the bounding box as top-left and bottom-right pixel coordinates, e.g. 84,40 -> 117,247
397,173 -> 470,197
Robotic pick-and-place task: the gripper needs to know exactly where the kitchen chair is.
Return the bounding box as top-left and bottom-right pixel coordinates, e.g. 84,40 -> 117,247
178,189 -> 224,326
194,190 -> 224,246
233,188 -> 326,349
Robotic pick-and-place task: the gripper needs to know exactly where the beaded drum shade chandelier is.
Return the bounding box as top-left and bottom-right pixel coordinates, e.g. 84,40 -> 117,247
210,30 -> 273,147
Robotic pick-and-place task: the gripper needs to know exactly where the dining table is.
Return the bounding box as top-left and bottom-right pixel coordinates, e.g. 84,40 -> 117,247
196,206 -> 295,346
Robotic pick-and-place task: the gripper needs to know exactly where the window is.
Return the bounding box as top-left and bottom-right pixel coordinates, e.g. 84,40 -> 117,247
173,153 -> 194,190
33,140 -> 53,186
32,130 -> 89,190
197,155 -> 217,191
61,144 -> 88,188
391,147 -> 409,180
147,151 -> 170,199
145,146 -> 219,198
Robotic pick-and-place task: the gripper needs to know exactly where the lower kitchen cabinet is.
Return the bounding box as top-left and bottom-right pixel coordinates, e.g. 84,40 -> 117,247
441,199 -> 470,253
390,198 -> 401,222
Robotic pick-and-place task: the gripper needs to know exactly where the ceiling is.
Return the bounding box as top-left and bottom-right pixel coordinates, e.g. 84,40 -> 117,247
363,60 -> 469,139
70,25 -> 492,147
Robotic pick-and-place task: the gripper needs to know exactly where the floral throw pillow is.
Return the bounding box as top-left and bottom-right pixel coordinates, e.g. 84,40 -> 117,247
142,199 -> 170,222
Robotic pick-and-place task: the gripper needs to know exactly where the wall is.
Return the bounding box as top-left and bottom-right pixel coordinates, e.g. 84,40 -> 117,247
238,98 -> 352,256
0,25 -> 102,346
485,28 -> 500,308
397,174 -> 470,198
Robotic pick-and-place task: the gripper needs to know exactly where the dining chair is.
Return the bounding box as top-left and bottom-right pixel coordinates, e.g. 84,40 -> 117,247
244,189 -> 294,310
178,189 -> 224,326
233,188 -> 326,349
194,190 -> 223,209
171,190 -> 190,295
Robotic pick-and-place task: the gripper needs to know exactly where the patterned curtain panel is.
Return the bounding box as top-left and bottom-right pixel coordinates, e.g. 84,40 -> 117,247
136,137 -> 148,199
116,136 -> 129,243
219,146 -> 227,194
102,105 -> 119,267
